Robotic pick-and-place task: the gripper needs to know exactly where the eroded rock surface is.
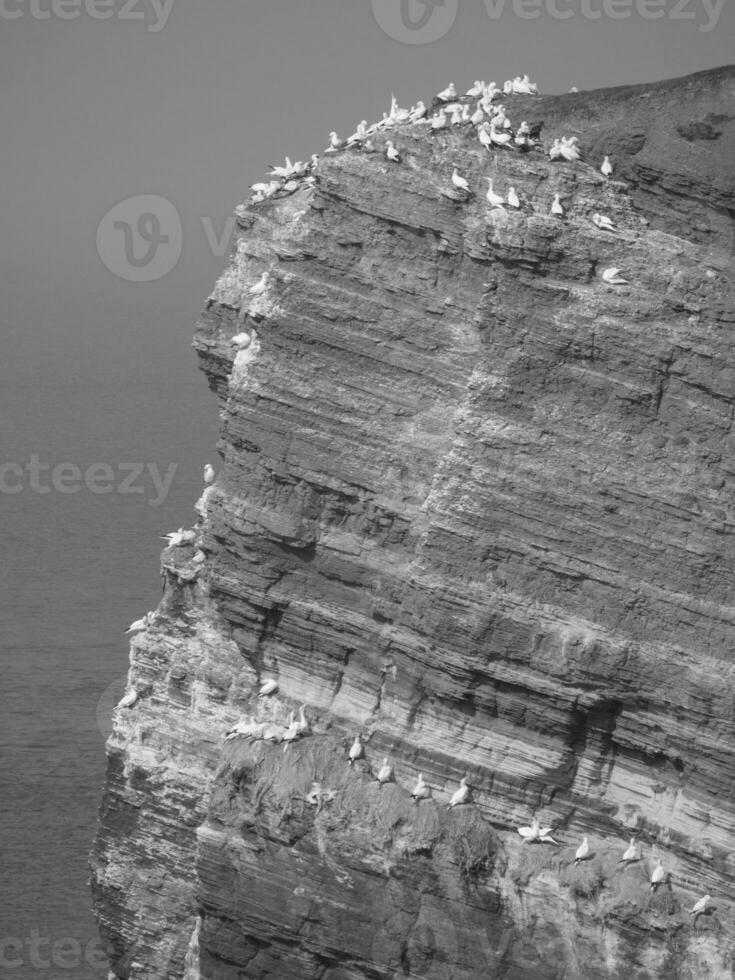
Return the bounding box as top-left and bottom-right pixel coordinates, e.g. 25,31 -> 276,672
92,66 -> 735,979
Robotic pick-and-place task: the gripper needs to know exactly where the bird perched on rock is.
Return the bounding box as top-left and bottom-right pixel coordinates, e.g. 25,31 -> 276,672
325,131 -> 344,153
471,105 -> 485,126
203,464 -> 215,485
409,101 -> 427,122
161,528 -> 196,548
574,836 -> 590,864
118,689 -> 139,709
689,894 -> 713,917
592,212 -> 616,231
249,271 -> 269,296
436,82 -> 457,102
125,610 -> 154,634
507,187 -> 520,208
485,178 -> 506,208
376,757 -> 393,785
551,193 -> 564,217
478,126 -> 493,150
411,773 -> 431,803
258,678 -> 278,697
385,140 -> 401,163
431,108 -> 448,130
618,838 -> 638,864
602,267 -> 628,285
650,861 -> 666,891
448,776 -> 470,808
601,155 -> 613,177
348,735 -> 364,765
517,816 -> 558,844
231,331 -> 252,349
451,168 -> 471,194
489,124 -> 513,147
449,105 -> 463,126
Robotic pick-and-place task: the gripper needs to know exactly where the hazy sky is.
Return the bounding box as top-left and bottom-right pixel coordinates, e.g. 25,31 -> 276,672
1,0 -> 732,393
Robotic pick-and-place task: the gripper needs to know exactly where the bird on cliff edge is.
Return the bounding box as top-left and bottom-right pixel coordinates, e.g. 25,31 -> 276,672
507,187 -> 520,209
650,861 -> 666,891
551,193 -> 564,217
689,894 -> 713,918
618,838 -> 639,864
601,155 -> 613,177
125,611 -> 154,634
118,689 -> 139,710
411,773 -> 431,803
574,836 -> 590,865
258,678 -> 279,697
436,82 -> 458,102
518,816 -> 558,844
592,212 -> 616,232
451,168 -> 471,194
231,331 -> 252,349
348,735 -> 364,765
385,140 -> 401,163
325,131 -> 344,153
485,178 -> 506,209
203,464 -> 215,485
376,757 -> 393,785
448,777 -> 470,808
248,272 -> 269,296
602,267 -> 629,285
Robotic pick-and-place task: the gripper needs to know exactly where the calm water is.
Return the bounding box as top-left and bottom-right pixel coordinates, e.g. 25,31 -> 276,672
0,375 -> 217,979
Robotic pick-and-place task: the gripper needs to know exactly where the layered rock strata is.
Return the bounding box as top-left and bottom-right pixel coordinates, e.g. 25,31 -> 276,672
92,66 -> 735,980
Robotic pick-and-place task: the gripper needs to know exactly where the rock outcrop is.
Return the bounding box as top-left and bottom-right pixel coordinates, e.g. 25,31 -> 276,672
92,65 -> 735,980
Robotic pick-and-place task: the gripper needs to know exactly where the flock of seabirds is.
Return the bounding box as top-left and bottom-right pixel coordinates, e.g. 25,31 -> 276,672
242,75 -> 630,288
121,81 -> 716,921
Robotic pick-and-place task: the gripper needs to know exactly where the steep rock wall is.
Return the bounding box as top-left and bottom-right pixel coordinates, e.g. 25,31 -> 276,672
92,65 -> 735,980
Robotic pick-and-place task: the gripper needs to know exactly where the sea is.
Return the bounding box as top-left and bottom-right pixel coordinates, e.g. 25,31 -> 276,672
0,373 -> 217,980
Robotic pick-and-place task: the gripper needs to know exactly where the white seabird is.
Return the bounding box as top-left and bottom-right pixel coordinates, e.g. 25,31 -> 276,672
517,815 -> 557,843
376,757 -> 393,785
448,776 -> 470,808
118,689 -> 139,709
489,125 -> 512,147
436,82 -> 458,102
249,272 -> 269,296
348,735 -> 364,765
470,105 -> 486,126
203,464 -> 215,485
466,80 -> 485,98
650,861 -> 666,890
411,773 -> 431,803
325,131 -> 344,153
385,140 -> 401,163
601,155 -> 613,177
619,838 -> 638,864
449,105 -> 463,126
431,109 -> 448,130
551,193 -> 564,216
231,331 -> 251,349
592,212 -> 616,231
478,127 -> 493,150
507,187 -> 520,208
602,267 -> 628,285
258,678 -> 278,697
485,178 -> 506,209
689,894 -> 713,916
125,611 -> 153,634
574,836 -> 590,865
409,101 -> 427,122
451,168 -> 471,194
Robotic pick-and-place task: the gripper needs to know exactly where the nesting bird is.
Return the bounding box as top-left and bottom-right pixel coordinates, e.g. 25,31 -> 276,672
431,108 -> 448,130
451,168 -> 471,194
689,894 -> 713,917
619,838 -> 638,864
507,187 -> 520,208
485,178 -> 506,209
448,776 -> 470,808
517,816 -> 557,844
348,735 -> 364,765
574,837 -> 590,865
592,212 -> 616,231
231,331 -> 252,349
650,861 -> 666,891
385,140 -> 401,163
602,267 -> 629,285
411,773 -> 431,803
376,757 -> 393,785
249,271 -> 269,296
258,679 -> 279,697
118,689 -> 139,709
436,82 -> 458,102
326,131 -> 344,152
551,193 -> 564,217
125,611 -> 154,635
601,155 -> 613,177
203,464 -> 215,485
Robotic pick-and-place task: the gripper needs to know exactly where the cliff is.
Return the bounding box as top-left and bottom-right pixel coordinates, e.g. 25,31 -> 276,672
91,65 -> 735,980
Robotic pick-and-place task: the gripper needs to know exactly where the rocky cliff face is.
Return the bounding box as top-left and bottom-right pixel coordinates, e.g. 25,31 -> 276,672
92,66 -> 735,980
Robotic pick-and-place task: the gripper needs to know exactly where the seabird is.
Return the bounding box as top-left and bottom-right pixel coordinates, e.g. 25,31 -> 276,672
619,838 -> 638,864
436,82 -> 457,102
518,816 -> 559,844
507,187 -> 520,208
601,155 -> 613,177
451,168 -> 471,194
466,80 -> 485,98
231,331 -> 251,349
431,109 -> 448,130
258,679 -> 278,696
592,212 -> 616,231
470,105 -> 486,126
559,136 -> 580,162
551,193 -> 564,216
203,464 -> 215,485
549,139 -> 563,161
485,178 -> 506,209
448,776 -> 470,808
478,127 -> 493,150
650,861 -> 666,891
325,131 -> 344,153
376,757 -> 393,785
602,267 -> 628,285
269,157 -> 295,179
449,105 -> 463,126
489,125 -> 512,147
574,837 -> 590,865
161,528 -> 196,548
125,611 -> 153,634
689,894 -> 713,916
249,272 -> 269,296
118,690 -> 139,709
385,140 -> 401,163
409,101 -> 427,122
293,704 -> 309,734
411,773 -> 431,803
348,735 -> 364,765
